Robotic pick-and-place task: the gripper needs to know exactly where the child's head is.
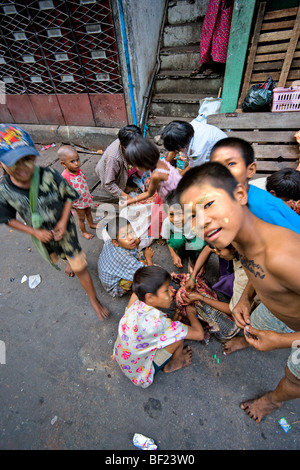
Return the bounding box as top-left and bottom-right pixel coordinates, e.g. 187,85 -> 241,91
210,137 -> 256,186
0,124 -> 39,185
176,161 -> 248,249
118,125 -> 142,151
58,145 -> 80,174
161,120 -> 194,152
106,216 -> 140,250
125,136 -> 160,171
133,265 -> 172,308
165,190 -> 184,228
209,243 -> 238,261
266,168 -> 300,203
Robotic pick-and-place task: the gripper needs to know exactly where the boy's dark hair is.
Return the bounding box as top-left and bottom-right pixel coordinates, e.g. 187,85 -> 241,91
133,266 -> 171,302
165,189 -> 179,206
106,216 -> 131,240
175,161 -> 238,201
161,120 -> 194,152
211,137 -> 255,166
266,168 -> 300,201
125,136 -> 160,170
118,125 -> 142,148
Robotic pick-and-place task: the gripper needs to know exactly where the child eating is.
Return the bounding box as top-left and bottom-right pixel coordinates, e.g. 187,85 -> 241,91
113,265 -> 204,388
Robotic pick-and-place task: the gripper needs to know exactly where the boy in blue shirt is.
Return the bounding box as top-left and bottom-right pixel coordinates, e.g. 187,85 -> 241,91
210,137 -> 300,234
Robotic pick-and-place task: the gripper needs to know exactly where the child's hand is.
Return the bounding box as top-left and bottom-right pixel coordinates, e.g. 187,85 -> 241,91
52,220 -> 67,241
34,228 -> 53,243
184,278 -> 196,292
172,253 -> 183,268
183,291 -> 203,304
144,247 -> 154,265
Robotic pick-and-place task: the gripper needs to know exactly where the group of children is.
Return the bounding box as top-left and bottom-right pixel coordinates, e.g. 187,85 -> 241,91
0,122 -> 299,425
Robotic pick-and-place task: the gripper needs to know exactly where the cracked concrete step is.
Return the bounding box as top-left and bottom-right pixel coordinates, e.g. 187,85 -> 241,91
150,93 -> 216,118
154,70 -> 223,94
160,44 -> 200,71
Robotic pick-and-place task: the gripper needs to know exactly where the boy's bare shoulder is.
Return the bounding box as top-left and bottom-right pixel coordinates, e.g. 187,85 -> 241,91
265,225 -> 300,281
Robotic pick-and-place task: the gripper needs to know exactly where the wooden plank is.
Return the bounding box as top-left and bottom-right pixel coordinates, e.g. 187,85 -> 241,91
256,38 -> 300,54
250,71 -> 280,82
224,130 -> 296,142
263,7 -> 299,20
253,144 -> 299,159
259,30 -> 293,42
207,111 -> 300,129
238,2 -> 266,108
255,50 -> 300,62
261,19 -> 295,31
255,160 -> 298,172
252,60 -> 283,71
279,6 -> 300,86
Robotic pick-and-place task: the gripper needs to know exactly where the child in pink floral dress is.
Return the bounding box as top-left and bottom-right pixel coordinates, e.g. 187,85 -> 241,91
59,145 -> 97,239
113,265 -> 204,388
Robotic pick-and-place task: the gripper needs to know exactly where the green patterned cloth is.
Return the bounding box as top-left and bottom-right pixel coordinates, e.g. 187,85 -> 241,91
0,165 -> 81,262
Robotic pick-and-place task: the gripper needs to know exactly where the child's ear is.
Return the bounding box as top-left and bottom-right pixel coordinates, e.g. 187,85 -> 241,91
111,239 -> 119,247
247,162 -> 257,179
60,160 -> 66,167
144,292 -> 155,306
269,189 -> 277,197
234,183 -> 248,206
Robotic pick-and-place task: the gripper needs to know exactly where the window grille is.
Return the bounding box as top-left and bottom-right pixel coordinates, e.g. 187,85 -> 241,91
0,0 -> 123,95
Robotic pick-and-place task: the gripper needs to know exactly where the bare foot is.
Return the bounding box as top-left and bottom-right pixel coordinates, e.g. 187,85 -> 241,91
64,264 -> 75,277
156,238 -> 166,245
240,392 -> 282,423
88,223 -> 98,229
81,232 -> 94,240
163,345 -> 192,373
91,298 -> 110,321
222,336 -> 248,355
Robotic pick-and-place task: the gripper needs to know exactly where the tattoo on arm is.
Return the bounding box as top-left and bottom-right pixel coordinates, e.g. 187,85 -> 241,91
239,254 -> 265,279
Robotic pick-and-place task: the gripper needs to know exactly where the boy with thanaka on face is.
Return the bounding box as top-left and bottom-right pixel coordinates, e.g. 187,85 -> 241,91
175,161 -> 300,423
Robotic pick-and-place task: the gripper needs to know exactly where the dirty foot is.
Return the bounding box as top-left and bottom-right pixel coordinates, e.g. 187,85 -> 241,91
163,345 -> 192,373
82,231 -> 95,240
91,298 -> 110,321
240,392 -> 282,423
222,336 -> 248,355
64,264 -> 75,277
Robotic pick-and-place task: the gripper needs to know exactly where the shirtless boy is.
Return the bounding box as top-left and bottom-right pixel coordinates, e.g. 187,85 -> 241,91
176,161 -> 300,423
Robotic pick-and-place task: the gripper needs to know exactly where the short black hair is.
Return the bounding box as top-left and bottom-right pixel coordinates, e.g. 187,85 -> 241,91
133,266 -> 171,302
175,161 -> 239,201
118,125 -> 142,148
125,136 -> 160,170
266,168 -> 300,201
211,137 -> 255,166
161,120 -> 194,152
106,216 -> 131,240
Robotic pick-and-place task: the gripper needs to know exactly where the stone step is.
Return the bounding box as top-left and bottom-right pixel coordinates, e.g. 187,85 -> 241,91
154,70 -> 223,94
162,21 -> 202,48
167,0 -> 209,25
160,44 -> 200,71
150,92 -> 212,118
